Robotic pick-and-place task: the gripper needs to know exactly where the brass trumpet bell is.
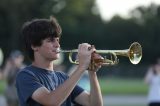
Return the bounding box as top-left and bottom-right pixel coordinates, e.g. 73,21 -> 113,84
128,42 -> 142,64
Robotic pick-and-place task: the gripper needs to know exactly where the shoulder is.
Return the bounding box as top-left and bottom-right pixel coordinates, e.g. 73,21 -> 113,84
16,66 -> 37,80
55,71 -> 69,79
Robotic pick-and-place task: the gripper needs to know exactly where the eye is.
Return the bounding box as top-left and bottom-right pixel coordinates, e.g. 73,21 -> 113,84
46,38 -> 52,42
56,38 -> 59,42
46,37 -> 59,43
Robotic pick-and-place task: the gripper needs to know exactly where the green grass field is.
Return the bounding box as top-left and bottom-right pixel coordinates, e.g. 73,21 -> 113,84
0,78 -> 148,95
0,78 -> 148,106
99,78 -> 148,95
0,80 -> 6,94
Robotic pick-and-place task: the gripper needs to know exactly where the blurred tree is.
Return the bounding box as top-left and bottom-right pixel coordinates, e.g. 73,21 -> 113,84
54,0 -> 103,49
0,0 -> 160,77
0,0 -> 60,57
0,0 -> 101,59
130,3 -> 160,63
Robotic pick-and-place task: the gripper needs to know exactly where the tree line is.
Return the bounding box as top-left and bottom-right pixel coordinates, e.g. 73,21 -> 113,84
0,0 -> 160,77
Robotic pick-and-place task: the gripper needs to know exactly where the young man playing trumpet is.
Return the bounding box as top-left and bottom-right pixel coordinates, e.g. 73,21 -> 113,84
16,16 -> 103,106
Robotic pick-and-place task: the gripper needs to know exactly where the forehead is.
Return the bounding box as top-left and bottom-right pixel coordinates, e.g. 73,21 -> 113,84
46,36 -> 59,39
44,37 -> 60,41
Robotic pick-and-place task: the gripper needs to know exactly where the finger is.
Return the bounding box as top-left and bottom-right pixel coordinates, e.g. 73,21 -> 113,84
95,63 -> 102,67
81,43 -> 90,51
78,44 -> 81,49
91,45 -> 95,49
92,65 -> 101,72
88,46 -> 92,51
78,44 -> 81,52
88,45 -> 95,50
89,47 -> 96,54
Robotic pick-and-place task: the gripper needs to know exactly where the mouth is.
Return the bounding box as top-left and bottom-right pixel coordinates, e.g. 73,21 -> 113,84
52,48 -> 60,53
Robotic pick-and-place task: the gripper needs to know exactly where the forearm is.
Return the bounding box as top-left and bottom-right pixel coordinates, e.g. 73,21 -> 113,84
47,66 -> 85,105
88,71 -> 103,106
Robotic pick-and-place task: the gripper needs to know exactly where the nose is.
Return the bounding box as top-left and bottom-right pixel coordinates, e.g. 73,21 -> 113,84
54,40 -> 60,48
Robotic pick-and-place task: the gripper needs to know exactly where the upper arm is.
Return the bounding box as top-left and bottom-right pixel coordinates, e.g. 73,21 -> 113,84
16,71 -> 43,103
32,87 -> 54,105
16,71 -> 54,105
144,69 -> 153,84
74,91 -> 90,106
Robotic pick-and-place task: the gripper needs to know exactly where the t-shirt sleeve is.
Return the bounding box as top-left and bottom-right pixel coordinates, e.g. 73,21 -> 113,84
71,85 -> 84,101
16,70 -> 43,103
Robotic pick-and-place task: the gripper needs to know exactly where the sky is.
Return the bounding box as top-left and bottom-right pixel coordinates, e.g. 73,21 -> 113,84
96,0 -> 160,21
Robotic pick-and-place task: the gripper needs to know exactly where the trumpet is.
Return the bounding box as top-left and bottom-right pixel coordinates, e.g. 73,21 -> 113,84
59,42 -> 142,66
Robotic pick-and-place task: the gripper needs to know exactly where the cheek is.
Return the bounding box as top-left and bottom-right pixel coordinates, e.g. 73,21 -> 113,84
41,44 -> 52,51
38,46 -> 50,57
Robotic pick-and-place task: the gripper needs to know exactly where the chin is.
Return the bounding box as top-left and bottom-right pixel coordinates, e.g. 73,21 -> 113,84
47,56 -> 58,61
53,56 -> 60,60
50,54 -> 59,59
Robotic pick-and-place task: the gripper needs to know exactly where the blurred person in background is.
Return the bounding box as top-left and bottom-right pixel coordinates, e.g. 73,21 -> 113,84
144,58 -> 160,106
16,16 -> 103,106
0,50 -> 26,106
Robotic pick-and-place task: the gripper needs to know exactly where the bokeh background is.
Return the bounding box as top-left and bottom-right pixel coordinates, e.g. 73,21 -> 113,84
0,0 -> 160,106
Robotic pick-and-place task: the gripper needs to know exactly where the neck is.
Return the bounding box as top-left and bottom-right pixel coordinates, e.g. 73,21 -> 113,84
32,59 -> 54,71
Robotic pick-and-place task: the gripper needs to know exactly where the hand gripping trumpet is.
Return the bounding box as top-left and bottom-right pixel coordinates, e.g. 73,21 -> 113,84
59,42 -> 142,69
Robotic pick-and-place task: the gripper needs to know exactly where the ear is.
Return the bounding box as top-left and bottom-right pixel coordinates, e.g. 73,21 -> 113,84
31,45 -> 39,52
